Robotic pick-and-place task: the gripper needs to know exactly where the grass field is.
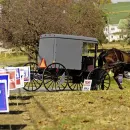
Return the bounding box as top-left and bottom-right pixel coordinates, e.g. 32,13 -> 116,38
103,2 -> 130,24
1,45 -> 130,129
100,42 -> 130,51
2,86 -> 130,130
0,53 -> 28,67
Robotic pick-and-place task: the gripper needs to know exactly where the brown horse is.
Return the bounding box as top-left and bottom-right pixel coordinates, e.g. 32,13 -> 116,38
98,48 -> 130,89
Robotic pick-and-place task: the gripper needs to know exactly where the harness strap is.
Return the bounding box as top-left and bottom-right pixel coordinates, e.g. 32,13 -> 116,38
113,48 -> 119,62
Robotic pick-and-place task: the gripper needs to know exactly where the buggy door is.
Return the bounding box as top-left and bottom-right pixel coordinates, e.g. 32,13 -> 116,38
82,42 -> 97,71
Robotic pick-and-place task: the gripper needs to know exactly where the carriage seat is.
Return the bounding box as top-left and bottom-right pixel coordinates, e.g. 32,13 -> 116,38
82,56 -> 94,71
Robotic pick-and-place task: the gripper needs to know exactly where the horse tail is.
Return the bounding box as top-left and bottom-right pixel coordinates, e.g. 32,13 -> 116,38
98,51 -> 106,68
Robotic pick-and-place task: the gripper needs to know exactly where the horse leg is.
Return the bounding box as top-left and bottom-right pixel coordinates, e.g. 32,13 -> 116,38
113,74 -> 123,89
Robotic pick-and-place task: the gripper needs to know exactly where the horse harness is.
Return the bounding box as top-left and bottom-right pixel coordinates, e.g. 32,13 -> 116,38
104,48 -> 125,67
112,48 -> 120,62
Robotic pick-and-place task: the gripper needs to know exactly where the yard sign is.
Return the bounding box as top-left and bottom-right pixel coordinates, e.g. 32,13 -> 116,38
82,79 -> 92,92
5,67 -> 24,88
0,80 -> 9,113
0,74 -> 9,97
22,66 -> 30,82
0,69 -> 16,90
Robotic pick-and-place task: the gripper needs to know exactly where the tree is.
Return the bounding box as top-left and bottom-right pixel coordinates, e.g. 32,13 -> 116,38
97,0 -> 111,5
0,0 -> 70,61
127,14 -> 130,44
68,0 -> 105,43
0,0 -> 106,61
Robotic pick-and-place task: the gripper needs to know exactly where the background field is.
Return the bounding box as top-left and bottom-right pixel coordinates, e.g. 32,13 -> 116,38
100,42 -> 130,50
0,53 -> 28,67
0,42 -> 130,67
103,2 -> 130,24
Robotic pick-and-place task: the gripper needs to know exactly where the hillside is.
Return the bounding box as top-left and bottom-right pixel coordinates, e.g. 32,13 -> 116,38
103,2 -> 130,24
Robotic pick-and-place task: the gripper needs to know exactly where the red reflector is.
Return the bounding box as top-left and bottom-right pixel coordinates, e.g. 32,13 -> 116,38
39,58 -> 47,68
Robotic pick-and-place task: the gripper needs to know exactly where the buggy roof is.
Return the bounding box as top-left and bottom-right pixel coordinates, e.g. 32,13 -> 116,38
40,34 -> 98,44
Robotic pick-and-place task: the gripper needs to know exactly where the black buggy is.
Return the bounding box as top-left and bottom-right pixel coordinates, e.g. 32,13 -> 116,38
23,34 -> 110,91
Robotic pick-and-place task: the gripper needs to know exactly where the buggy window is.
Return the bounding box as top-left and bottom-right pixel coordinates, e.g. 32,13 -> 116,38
82,42 -> 95,57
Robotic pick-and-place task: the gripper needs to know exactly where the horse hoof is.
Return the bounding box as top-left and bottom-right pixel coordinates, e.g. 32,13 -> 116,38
119,87 -> 123,90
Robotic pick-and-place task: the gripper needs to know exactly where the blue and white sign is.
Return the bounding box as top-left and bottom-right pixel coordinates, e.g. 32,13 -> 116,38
0,74 -> 9,97
16,68 -> 20,82
23,66 -> 30,82
0,81 -> 9,113
19,68 -> 24,87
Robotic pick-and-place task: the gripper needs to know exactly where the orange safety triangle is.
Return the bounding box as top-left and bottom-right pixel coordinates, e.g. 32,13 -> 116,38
39,58 -> 47,68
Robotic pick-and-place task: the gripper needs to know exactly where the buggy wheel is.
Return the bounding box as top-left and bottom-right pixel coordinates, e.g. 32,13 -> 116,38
23,62 -> 43,91
43,63 -> 69,92
123,71 -> 130,79
87,68 -> 110,90
68,76 -> 83,91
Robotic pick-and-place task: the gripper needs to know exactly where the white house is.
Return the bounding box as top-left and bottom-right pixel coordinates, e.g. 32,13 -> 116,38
104,23 -> 127,42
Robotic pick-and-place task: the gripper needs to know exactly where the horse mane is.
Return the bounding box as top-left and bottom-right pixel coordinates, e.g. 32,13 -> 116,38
112,48 -> 130,56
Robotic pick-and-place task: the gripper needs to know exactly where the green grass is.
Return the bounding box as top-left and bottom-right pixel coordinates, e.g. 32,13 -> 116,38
0,53 -> 28,67
103,2 -> 130,24
108,13 -> 129,25
104,2 -> 130,13
3,87 -> 130,130
109,72 -> 130,90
